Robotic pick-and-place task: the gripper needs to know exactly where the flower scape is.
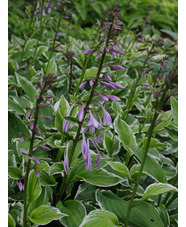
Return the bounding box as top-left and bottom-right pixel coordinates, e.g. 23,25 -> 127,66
8,0 -> 178,226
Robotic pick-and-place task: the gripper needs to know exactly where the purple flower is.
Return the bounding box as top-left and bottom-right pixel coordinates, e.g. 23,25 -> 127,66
85,139 -> 92,171
96,53 -> 101,60
89,80 -> 94,86
20,148 -> 27,154
18,181 -> 23,191
65,26 -> 71,29
93,134 -> 102,144
64,141 -> 69,175
48,8 -> 52,13
107,95 -> 121,101
116,43 -> 122,49
20,137 -> 24,143
110,65 -> 125,70
85,110 -> 103,135
78,104 -> 84,122
113,24 -> 122,30
49,21 -> 53,24
47,95 -> 53,98
26,112 -> 30,119
100,81 -> 115,90
100,27 -> 106,32
62,103 -> 76,133
99,102 -> 113,128
35,169 -> 40,178
81,133 -> 87,160
106,48 -> 109,52
116,21 -> 124,26
30,123 -> 34,130
116,50 -> 125,54
110,82 -> 124,89
105,74 -> 112,81
38,145 -> 50,151
84,49 -> 96,54
104,36 -> 107,41
104,22 -> 111,26
44,115 -> 52,120
40,104 -> 45,108
34,157 -> 40,165
110,51 -> 116,56
79,81 -> 87,88
42,9 -> 46,17
99,94 -> 109,102
36,129 -> 41,134
37,80 -> 43,87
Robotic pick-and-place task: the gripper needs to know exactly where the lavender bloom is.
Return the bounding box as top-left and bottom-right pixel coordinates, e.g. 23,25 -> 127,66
89,80 -> 94,86
93,134 -> 102,144
96,53 -> 101,60
104,36 -> 107,41
85,139 -> 92,171
110,51 -> 116,56
99,94 -> 109,102
42,9 -> 46,17
47,95 -> 53,98
84,49 -> 96,54
34,157 -> 40,165
35,170 -> 40,178
38,145 -> 51,151
116,50 -> 125,54
105,74 -> 112,81
49,21 -> 53,24
81,133 -> 87,160
110,82 -> 124,89
48,8 -> 52,13
78,104 -> 84,122
107,95 -> 121,101
20,148 -> 27,154
63,103 -> 76,133
18,181 -> 23,191
36,129 -> 41,134
86,110 -> 103,135
101,81 -> 115,90
30,123 -> 34,130
100,27 -> 106,32
26,112 -> 30,119
93,142 -> 100,167
106,48 -> 109,52
44,115 -> 52,120
64,141 -> 69,175
110,65 -> 125,70
116,43 -> 122,49
37,80 -> 43,87
65,26 -> 71,29
99,102 -> 113,128
79,81 -> 87,88
116,21 -> 124,26
20,137 -> 24,143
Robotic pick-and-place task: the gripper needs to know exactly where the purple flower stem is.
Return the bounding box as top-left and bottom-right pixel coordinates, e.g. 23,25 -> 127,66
58,19 -> 115,201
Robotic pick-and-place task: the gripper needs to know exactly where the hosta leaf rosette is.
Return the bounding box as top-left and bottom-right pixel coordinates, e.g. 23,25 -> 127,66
28,205 -> 67,225
79,210 -> 120,227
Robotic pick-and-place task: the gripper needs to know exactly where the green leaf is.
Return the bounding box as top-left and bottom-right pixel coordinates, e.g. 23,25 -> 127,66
103,133 -> 120,157
69,95 -> 82,103
77,169 -> 124,187
161,29 -> 178,41
50,162 -> 64,175
27,170 -> 42,203
55,95 -> 69,116
37,45 -> 49,56
40,170 -> 57,186
108,162 -> 129,179
15,73 -> 37,103
142,183 -> 177,201
45,58 -> 57,75
8,213 -> 16,227
157,204 -> 170,227
84,67 -> 98,79
64,116 -> 79,123
114,115 -> 137,147
8,167 -> 22,179
96,190 -> 164,227
80,210 -> 120,227
8,97 -> 25,115
24,39 -> 37,51
29,205 -> 66,225
127,146 -> 167,183
57,200 -> 86,227
171,96 -> 178,122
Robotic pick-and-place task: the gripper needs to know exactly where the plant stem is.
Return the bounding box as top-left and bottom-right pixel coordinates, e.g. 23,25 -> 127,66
125,111 -> 158,227
68,61 -> 73,101
57,20 -> 114,201
23,91 -> 43,227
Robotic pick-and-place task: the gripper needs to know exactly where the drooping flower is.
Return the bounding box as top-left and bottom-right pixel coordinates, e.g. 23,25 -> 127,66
78,104 -> 84,122
18,181 -> 23,191
85,139 -> 92,171
62,103 -> 76,133
81,133 -> 87,160
110,82 -> 124,89
34,157 -> 40,165
64,141 -> 69,175
35,169 -> 40,178
100,81 -> 115,90
44,115 -> 52,120
99,102 -> 113,128
84,49 -> 96,54
20,148 -> 27,154
105,74 -> 112,81
85,110 -> 103,135
99,94 -> 109,102
110,65 -> 125,70
89,80 -> 94,86
79,81 -> 87,88
107,95 -> 121,101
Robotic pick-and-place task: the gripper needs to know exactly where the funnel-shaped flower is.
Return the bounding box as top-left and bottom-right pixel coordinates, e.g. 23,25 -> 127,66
78,104 -> 84,122
62,103 -> 76,133
99,102 -> 113,128
18,181 -> 23,191
86,110 -> 103,135
81,133 -> 87,160
64,141 -> 69,175
85,139 -> 92,171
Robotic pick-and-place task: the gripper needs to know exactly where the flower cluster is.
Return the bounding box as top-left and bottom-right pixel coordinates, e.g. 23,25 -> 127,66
63,6 -> 125,175
18,73 -> 57,190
